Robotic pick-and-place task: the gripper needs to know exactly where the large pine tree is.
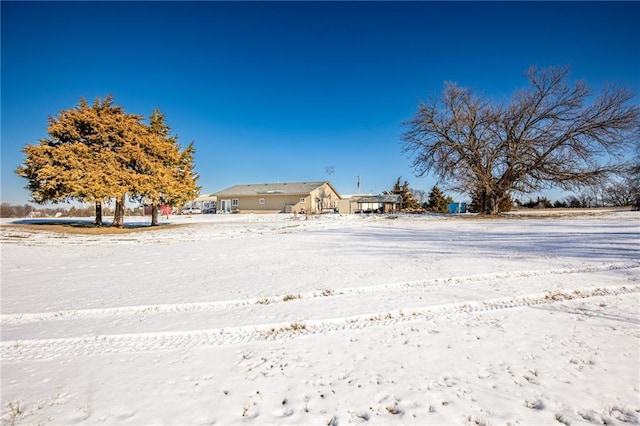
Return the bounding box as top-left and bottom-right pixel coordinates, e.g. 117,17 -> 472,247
17,97 -> 140,225
427,185 -> 453,213
133,108 -> 199,226
16,96 -> 199,227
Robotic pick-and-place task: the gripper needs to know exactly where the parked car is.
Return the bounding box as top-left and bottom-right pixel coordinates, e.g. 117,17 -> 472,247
202,207 -> 217,214
181,207 -> 202,214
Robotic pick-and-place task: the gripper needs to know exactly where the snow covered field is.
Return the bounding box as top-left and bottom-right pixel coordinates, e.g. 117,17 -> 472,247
1,212 -> 639,425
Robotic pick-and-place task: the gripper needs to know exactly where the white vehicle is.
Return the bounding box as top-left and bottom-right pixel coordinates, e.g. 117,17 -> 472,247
181,207 -> 202,215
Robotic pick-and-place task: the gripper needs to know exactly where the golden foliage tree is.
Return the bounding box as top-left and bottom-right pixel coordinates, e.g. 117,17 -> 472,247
133,108 -> 200,226
16,96 -> 199,227
17,96 -> 139,225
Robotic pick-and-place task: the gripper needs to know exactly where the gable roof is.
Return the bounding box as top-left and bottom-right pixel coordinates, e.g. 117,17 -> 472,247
193,194 -> 217,202
353,194 -> 402,204
213,181 -> 341,198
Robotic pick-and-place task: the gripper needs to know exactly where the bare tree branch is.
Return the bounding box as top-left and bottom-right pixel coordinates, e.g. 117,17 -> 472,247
403,66 -> 640,214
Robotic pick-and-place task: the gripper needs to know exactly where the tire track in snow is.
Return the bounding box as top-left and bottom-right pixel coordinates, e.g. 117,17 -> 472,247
2,284 -> 638,362
2,261 -> 638,325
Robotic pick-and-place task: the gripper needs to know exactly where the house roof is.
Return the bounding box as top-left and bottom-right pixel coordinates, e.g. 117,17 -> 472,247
193,194 -> 217,202
213,181 -> 341,198
353,194 -> 402,204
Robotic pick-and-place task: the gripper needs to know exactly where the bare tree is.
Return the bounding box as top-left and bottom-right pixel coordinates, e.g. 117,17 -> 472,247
410,188 -> 428,206
632,139 -> 640,209
603,178 -> 634,206
402,66 -> 640,214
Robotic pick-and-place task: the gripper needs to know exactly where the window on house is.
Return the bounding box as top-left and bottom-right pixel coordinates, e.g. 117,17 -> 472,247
259,198 -> 265,205
300,197 -> 306,203
232,199 -> 239,207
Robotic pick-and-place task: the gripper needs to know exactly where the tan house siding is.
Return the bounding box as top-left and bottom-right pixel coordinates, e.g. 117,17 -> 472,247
338,198 -> 355,214
222,194 -> 305,214
309,186 -> 339,213
213,181 -> 341,214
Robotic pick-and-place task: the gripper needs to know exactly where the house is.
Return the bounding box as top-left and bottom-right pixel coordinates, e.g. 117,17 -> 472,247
338,194 -> 402,214
213,181 -> 341,214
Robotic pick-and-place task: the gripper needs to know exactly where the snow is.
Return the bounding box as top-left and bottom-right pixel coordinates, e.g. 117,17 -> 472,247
1,211 -> 639,425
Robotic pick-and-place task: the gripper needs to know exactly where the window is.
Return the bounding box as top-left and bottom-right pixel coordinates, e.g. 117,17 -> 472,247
259,198 -> 265,205
232,199 -> 239,207
300,197 -> 306,203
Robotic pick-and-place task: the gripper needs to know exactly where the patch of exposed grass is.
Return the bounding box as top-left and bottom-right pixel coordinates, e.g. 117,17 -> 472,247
1,400 -> 24,425
1,221 -> 186,235
257,322 -> 308,338
289,322 -> 307,331
454,207 -> 632,220
282,294 -> 301,302
386,404 -> 403,415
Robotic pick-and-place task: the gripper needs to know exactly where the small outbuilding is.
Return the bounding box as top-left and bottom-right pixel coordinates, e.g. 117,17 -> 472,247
448,202 -> 467,214
339,194 -> 402,214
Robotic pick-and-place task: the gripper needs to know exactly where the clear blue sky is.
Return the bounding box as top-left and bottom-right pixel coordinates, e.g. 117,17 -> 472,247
2,1 -> 639,205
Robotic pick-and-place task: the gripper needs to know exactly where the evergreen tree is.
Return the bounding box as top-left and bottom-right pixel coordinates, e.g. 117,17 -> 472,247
385,177 -> 421,210
55,96 -> 145,227
16,96 -> 198,227
133,108 -> 199,226
427,185 -> 453,213
17,96 -> 141,225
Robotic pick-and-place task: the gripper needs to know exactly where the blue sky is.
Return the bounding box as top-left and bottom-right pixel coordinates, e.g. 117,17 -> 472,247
2,1 -> 639,205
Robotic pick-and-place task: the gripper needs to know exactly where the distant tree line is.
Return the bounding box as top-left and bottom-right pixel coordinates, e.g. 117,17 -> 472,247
389,175 -> 638,216
0,203 -> 144,219
15,96 -> 199,227
517,178 -> 639,209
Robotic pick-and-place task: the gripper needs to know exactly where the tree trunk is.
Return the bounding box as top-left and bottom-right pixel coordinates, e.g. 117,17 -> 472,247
151,204 -> 159,226
479,190 -> 490,215
484,188 -> 513,215
478,189 -> 500,215
111,195 -> 125,228
94,201 -> 103,226
488,196 -> 499,215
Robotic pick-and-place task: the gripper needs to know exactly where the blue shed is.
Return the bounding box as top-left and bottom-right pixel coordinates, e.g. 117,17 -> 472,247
448,202 -> 467,214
